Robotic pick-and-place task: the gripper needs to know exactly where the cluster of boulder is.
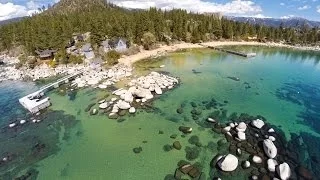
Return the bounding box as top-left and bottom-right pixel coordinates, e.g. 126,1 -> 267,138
73,64 -> 132,88
211,118 -> 292,180
95,71 -> 178,118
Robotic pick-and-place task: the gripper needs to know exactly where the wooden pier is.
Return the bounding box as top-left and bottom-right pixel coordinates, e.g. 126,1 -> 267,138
19,70 -> 84,113
199,44 -> 256,57
38,70 -> 84,93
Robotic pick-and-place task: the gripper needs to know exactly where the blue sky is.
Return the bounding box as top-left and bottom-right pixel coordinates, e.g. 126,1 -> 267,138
0,0 -> 319,21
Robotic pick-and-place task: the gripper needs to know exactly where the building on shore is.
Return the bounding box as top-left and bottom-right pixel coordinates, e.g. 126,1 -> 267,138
35,50 -> 56,60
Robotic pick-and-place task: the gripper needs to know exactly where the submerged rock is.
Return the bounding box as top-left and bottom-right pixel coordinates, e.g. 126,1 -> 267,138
180,164 -> 193,174
90,109 -> 98,115
173,141 -> 182,150
108,113 -> 118,119
207,118 -> 216,123
296,166 -> 313,180
216,154 -> 239,172
170,134 -> 177,139
133,147 -> 142,154
176,108 -> 183,114
179,126 -> 192,134
163,144 -> 173,152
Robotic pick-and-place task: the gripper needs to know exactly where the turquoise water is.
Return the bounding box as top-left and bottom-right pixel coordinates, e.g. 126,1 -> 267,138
0,46 -> 320,179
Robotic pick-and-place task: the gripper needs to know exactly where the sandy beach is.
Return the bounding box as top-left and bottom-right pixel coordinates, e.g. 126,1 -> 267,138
118,41 -> 319,66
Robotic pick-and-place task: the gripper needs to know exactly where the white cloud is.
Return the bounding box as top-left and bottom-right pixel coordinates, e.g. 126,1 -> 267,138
280,15 -> 295,19
242,14 -> 272,18
317,6 -> 320,13
280,3 -> 285,6
0,2 -> 29,21
110,0 -> 262,15
298,5 -> 310,10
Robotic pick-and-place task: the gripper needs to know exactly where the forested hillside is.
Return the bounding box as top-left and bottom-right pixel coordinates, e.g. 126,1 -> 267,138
0,0 -> 319,55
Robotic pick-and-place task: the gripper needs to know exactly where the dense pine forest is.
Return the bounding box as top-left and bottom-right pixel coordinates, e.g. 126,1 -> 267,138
0,0 -> 319,55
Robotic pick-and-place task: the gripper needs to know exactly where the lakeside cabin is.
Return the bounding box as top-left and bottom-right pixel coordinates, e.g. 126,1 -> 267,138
81,43 -> 95,59
101,38 -> 128,53
19,91 -> 50,114
35,50 -> 56,60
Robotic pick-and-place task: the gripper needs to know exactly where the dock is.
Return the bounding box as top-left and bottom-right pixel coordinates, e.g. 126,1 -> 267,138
199,44 -> 256,57
19,71 -> 84,113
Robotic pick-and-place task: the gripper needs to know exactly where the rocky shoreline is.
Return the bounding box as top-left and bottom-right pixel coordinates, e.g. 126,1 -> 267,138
1,41 -> 319,83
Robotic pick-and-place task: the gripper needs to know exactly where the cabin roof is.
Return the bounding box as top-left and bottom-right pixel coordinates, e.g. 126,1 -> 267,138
82,43 -> 92,52
35,50 -> 56,58
114,38 -> 127,45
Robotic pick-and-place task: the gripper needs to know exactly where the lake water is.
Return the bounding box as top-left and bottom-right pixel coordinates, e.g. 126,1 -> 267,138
0,46 -> 319,179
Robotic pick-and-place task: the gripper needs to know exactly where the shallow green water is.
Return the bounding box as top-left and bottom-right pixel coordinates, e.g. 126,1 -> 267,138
2,46 -> 320,179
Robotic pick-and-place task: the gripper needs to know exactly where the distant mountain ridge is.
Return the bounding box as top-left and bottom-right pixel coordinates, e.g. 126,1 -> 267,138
228,16 -> 320,28
0,17 -> 26,26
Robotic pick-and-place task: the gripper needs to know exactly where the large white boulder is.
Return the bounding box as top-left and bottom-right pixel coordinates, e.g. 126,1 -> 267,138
122,91 -> 134,103
251,119 -> 265,129
154,85 -> 162,95
236,122 -> 247,132
9,123 -> 16,128
98,84 -> 107,89
268,128 -> 275,133
267,159 -> 278,172
223,126 -> 231,132
269,136 -> 276,142
263,139 -> 277,158
117,100 -> 131,110
129,107 -> 136,114
99,103 -> 109,109
114,89 -> 127,96
20,120 -> 26,125
133,87 -> 148,98
276,163 -> 291,180
237,132 -> 246,141
216,154 -> 239,172
243,161 -> 251,169
252,156 -> 262,164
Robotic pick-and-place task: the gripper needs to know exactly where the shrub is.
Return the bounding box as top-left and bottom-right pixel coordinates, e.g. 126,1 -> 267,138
141,32 -> 156,50
105,50 -> 120,65
69,55 -> 83,64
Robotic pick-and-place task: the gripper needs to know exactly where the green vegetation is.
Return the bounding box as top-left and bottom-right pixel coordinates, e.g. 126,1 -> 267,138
68,55 -> 83,64
0,0 -> 319,56
105,50 -> 120,65
141,32 -> 157,50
